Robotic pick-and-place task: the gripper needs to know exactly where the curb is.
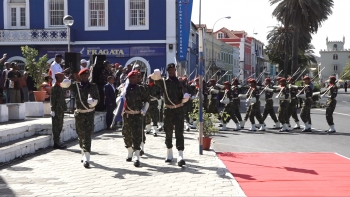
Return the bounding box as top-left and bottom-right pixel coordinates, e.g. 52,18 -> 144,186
210,144 -> 247,197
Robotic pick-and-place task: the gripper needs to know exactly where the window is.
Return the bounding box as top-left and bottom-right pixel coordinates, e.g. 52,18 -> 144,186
5,0 -> 29,29
333,44 -> 337,51
84,0 -> 108,31
44,0 -> 67,28
333,54 -> 338,60
334,64 -> 337,71
217,32 -> 223,39
125,0 -> 149,30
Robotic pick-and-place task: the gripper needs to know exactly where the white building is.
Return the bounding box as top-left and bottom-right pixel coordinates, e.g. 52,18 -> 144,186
320,37 -> 350,81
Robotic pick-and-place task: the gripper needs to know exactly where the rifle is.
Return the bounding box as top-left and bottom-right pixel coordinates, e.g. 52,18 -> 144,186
209,70 -> 220,79
188,68 -> 196,79
217,71 -> 230,82
293,69 -> 306,82
256,68 -> 267,83
296,67 -> 325,97
259,70 -> 283,95
320,70 -> 350,97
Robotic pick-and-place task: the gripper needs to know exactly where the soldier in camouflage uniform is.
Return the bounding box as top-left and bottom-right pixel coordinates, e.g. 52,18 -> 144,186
146,75 -> 162,136
239,79 -> 264,131
61,68 -> 99,168
240,78 -> 253,128
260,78 -> 280,130
50,72 -> 67,149
151,63 -> 190,167
286,77 -> 301,129
320,76 -> 338,133
297,76 -> 313,132
182,77 -> 192,131
275,78 -> 290,132
122,70 -> 150,167
219,81 -> 241,131
206,79 -> 220,114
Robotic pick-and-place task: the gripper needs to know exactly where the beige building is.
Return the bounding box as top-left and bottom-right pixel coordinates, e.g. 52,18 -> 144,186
320,37 -> 350,81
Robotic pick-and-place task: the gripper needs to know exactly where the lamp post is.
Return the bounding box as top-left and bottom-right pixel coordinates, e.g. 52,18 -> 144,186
211,16 -> 231,79
63,15 -> 74,52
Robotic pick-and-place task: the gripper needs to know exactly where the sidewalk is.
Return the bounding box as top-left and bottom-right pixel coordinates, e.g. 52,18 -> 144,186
0,128 -> 245,196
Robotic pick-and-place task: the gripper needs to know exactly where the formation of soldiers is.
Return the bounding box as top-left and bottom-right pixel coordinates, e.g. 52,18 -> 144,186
51,60 -> 339,169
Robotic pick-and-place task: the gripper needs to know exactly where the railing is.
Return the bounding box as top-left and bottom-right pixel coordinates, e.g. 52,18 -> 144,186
0,29 -> 67,42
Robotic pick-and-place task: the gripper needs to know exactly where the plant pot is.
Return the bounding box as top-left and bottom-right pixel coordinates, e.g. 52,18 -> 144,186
33,91 -> 46,102
202,137 -> 212,150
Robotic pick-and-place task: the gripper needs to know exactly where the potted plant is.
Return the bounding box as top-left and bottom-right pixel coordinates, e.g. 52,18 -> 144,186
189,99 -> 219,150
21,46 -> 48,102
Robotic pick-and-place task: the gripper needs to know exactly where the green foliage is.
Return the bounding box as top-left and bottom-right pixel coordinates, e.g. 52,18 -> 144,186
189,99 -> 219,137
340,62 -> 350,81
21,46 -> 48,89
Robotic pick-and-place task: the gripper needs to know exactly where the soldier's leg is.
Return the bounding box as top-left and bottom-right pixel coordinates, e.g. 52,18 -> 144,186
52,112 -> 64,146
232,100 -> 243,122
268,102 -> 279,123
131,114 -> 143,167
150,103 -> 159,136
326,100 -> 337,132
248,106 -> 257,131
255,102 -> 264,125
158,101 -> 164,131
220,107 -> 230,131
262,102 -> 269,121
122,113 -> 134,162
164,108 -> 174,162
84,112 -> 95,152
228,107 -> 241,131
300,99 -> 312,131
174,107 -> 185,166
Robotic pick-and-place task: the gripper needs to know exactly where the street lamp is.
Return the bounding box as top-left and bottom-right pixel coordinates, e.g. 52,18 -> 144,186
211,16 -> 231,79
63,15 -> 74,52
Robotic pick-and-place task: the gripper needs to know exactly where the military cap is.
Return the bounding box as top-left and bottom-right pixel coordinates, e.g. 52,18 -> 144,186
279,78 -> 286,82
276,77 -> 283,81
247,78 -> 253,82
329,76 -> 336,80
265,78 -> 271,82
209,79 -> 216,83
303,76 -> 310,80
114,63 -> 119,67
166,63 -> 176,71
249,79 -> 256,83
223,81 -> 230,85
127,70 -> 138,78
78,68 -> 90,76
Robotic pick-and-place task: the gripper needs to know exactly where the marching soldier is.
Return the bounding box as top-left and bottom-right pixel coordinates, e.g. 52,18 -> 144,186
239,79 -> 264,131
207,79 -> 220,114
135,70 -> 148,155
182,77 -> 192,131
275,78 -> 290,132
219,81 -> 241,131
297,76 -> 313,132
61,68 -> 99,168
260,78 -> 280,130
147,75 -> 162,136
50,72 -> 67,149
240,78 -> 253,129
151,63 -> 190,167
320,76 -> 338,133
287,77 -> 301,129
122,70 -> 150,167
231,78 -> 243,125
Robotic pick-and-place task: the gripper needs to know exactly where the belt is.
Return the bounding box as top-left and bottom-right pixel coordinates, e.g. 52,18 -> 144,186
76,108 -> 94,113
124,110 -> 141,114
266,98 -> 273,100
165,103 -> 183,109
150,98 -> 157,101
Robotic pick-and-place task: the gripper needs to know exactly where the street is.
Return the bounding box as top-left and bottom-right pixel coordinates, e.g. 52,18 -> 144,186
213,89 -> 350,158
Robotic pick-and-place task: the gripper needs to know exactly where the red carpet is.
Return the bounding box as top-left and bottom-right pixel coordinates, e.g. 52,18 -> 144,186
217,153 -> 350,197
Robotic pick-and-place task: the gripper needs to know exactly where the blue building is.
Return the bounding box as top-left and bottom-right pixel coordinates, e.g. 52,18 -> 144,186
0,0 -> 178,74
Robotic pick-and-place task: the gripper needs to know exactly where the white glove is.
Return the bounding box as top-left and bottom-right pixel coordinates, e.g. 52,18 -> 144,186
157,99 -> 162,108
150,69 -> 162,81
141,102 -> 149,116
216,84 -> 224,89
289,84 -> 299,89
61,79 -> 71,88
313,92 -> 320,96
181,93 -> 191,103
238,94 -> 247,98
250,97 -> 256,103
50,111 -> 55,117
266,88 -> 274,92
297,94 -> 306,99
220,98 -> 230,104
211,89 -> 219,94
237,85 -> 242,88
273,85 -> 281,90
88,98 -> 98,108
207,95 -> 212,100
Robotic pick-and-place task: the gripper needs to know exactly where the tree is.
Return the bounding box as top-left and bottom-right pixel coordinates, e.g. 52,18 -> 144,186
340,61 -> 350,81
270,0 -> 334,74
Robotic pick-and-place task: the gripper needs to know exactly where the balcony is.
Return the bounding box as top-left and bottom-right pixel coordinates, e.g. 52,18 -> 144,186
0,29 -> 67,45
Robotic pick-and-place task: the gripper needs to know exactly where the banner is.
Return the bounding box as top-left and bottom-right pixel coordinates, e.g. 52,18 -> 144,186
177,0 -> 193,61
80,46 -> 129,57
130,46 -> 166,56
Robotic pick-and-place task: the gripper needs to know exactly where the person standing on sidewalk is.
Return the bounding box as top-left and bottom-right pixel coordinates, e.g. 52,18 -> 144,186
7,62 -> 22,103
61,68 -> 99,168
104,76 -> 116,129
151,63 -> 190,167
320,76 -> 338,133
122,70 -> 149,167
50,73 -> 67,149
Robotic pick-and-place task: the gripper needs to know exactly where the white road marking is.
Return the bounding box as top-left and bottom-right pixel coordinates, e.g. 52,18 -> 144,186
334,153 -> 350,160
313,109 -> 350,117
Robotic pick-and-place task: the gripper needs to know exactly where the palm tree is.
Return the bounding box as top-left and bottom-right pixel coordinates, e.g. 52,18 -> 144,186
270,0 -> 334,74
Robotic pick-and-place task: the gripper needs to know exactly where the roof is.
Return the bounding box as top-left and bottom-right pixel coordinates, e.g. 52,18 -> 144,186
195,24 -> 207,29
214,27 -> 240,39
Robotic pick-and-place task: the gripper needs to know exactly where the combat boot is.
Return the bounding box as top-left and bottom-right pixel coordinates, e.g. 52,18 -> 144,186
126,147 -> 133,162
327,125 -> 336,133
165,148 -> 173,162
302,122 -> 312,132
249,124 -> 257,131
273,122 -> 281,129
133,150 -> 141,167
279,124 -> 289,132
140,142 -> 145,156
259,124 -> 266,131
293,122 -> 301,129
177,150 -> 186,167
152,126 -> 158,136
145,125 -> 152,134
158,122 -> 164,132
235,123 -> 240,131
191,121 -> 197,129
83,152 -> 90,168
184,122 -> 190,131
53,142 -> 66,149
240,120 -> 246,129
219,124 -> 227,131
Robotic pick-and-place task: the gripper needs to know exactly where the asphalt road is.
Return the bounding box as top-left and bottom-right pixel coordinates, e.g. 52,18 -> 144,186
212,89 -> 350,158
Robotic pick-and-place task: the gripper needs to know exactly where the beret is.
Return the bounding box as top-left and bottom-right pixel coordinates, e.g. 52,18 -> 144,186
223,81 -> 230,85
303,76 -> 310,80
127,70 -> 138,78
265,78 -> 271,82
209,79 -> 216,82
78,68 -> 90,76
329,76 -> 336,80
249,79 -> 256,83
276,77 -> 283,81
114,63 -> 119,67
279,78 -> 286,82
167,63 -> 176,71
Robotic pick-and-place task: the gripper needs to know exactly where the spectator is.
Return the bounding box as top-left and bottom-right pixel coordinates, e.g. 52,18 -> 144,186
119,68 -> 127,85
39,76 -> 52,101
24,67 -> 37,101
125,64 -> 132,75
1,62 -> 12,103
114,64 -> 123,87
104,76 -> 116,129
345,81 -> 348,93
7,62 -> 22,103
19,67 -> 29,102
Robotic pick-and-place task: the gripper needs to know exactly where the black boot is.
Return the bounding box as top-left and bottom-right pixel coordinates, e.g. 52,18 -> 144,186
53,143 -> 66,149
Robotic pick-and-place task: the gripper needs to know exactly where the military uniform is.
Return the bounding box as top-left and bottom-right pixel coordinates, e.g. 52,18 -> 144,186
146,77 -> 162,136
152,63 -> 189,167
298,76 -> 313,132
287,79 -> 301,129
321,77 -> 338,133
207,82 -> 220,114
275,78 -> 290,132
61,68 -> 99,168
50,73 -> 67,149
219,82 -> 241,131
182,78 -> 192,131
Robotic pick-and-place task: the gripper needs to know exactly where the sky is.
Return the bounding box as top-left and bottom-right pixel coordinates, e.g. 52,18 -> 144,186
191,0 -> 350,57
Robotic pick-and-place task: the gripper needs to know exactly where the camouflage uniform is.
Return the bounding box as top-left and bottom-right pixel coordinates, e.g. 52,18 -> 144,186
67,81 -> 99,152
277,86 -> 290,124
261,85 -> 278,123
221,88 -> 240,124
299,85 -> 313,125
155,77 -> 185,150
322,85 -> 338,126
50,84 -> 67,144
147,83 -> 161,126
247,88 -> 264,125
207,86 -> 220,114
287,85 -> 300,125
122,84 -> 149,150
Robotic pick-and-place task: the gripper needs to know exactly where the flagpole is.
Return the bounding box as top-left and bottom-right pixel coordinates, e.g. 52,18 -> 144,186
198,0 -> 203,155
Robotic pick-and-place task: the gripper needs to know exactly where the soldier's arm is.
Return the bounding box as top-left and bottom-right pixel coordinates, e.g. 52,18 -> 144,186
50,87 -> 57,111
141,86 -> 150,103
90,83 -> 100,103
330,87 -> 338,99
154,78 -> 165,91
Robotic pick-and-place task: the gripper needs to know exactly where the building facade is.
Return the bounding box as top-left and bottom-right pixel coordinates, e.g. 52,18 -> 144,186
0,0 -> 178,74
320,37 -> 350,81
179,21 -> 198,78
250,37 -> 267,81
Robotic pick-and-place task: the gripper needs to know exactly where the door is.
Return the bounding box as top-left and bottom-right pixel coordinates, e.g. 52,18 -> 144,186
9,6 -> 26,29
